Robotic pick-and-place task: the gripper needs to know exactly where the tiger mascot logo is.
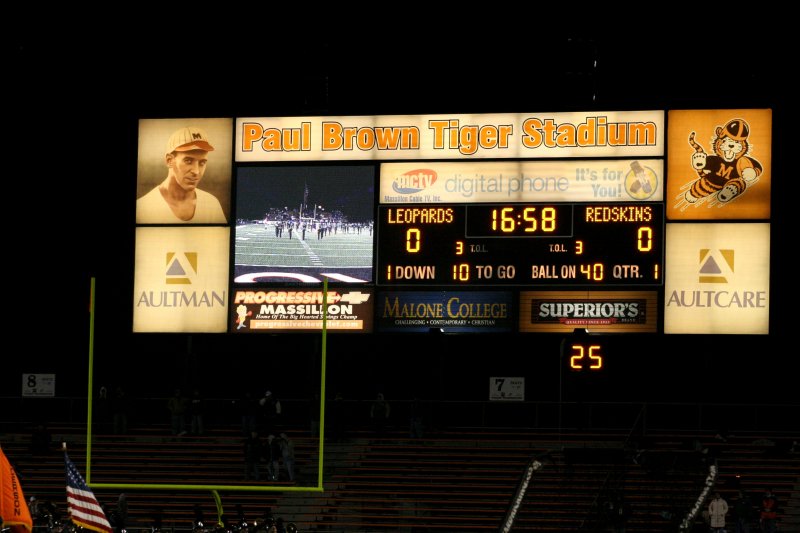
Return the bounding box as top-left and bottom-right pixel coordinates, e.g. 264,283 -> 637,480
676,118 -> 763,209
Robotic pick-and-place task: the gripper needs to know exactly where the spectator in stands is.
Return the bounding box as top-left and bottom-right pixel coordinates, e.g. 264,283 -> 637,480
259,391 -> 282,436
236,391 -> 259,436
279,433 -> 296,481
708,492 -> 728,533
369,392 -> 391,436
309,393 -> 320,439
30,423 -> 52,455
189,389 -> 206,436
259,509 -> 275,531
96,385 -> 111,433
112,493 -> 128,533
733,489 -> 755,533
409,396 -> 424,439
329,391 -> 348,442
606,493 -> 630,533
111,386 -> 130,435
167,388 -> 190,436
267,434 -> 282,481
243,430 -> 264,481
759,488 -> 778,533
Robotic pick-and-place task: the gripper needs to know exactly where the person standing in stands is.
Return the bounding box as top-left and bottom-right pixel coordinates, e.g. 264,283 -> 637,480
409,396 -> 424,439
259,391 -> 282,436
30,423 -> 52,455
732,489 -> 755,533
243,430 -> 264,481
96,385 -> 111,433
279,433 -> 296,482
267,434 -> 282,481
370,392 -> 391,436
708,492 -> 729,533
111,386 -> 130,435
329,391 -> 348,442
189,389 -> 206,436
606,493 -> 630,533
236,391 -> 259,436
167,389 -> 190,436
760,488 -> 778,533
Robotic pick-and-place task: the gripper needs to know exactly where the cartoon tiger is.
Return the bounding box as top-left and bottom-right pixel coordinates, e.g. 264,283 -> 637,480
683,118 -> 762,204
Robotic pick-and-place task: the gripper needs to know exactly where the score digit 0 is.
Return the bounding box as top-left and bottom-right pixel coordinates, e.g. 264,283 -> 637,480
569,343 -> 603,371
406,228 -> 421,253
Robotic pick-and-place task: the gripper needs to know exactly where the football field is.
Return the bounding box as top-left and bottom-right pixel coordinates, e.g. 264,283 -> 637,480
234,222 -> 374,283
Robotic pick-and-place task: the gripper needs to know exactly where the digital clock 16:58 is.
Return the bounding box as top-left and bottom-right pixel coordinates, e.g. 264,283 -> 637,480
376,203 -> 664,286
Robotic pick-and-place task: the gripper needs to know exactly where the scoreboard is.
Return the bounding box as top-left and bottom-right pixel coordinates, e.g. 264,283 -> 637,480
132,110 -> 772,336
377,203 -> 663,286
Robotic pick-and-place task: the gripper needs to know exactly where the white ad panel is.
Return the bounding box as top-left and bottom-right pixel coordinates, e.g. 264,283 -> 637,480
134,227 -> 230,333
379,160 -> 663,204
664,223 -> 769,334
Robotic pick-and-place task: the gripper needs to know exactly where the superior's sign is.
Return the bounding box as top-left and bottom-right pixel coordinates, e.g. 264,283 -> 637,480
236,111 -> 665,162
519,290 -> 658,333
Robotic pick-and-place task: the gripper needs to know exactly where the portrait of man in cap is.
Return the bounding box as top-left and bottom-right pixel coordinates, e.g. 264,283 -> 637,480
136,119 -> 231,224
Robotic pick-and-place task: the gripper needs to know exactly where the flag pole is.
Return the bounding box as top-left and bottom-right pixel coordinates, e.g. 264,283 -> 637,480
86,277 -> 96,480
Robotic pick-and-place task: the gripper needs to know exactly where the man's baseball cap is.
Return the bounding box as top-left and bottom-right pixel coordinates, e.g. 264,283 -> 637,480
166,126 -> 215,154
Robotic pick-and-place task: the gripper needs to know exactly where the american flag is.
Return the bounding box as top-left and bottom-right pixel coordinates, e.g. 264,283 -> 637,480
64,451 -> 113,533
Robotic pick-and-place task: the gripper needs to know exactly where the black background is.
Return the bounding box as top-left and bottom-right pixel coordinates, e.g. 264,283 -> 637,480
8,26 -> 791,407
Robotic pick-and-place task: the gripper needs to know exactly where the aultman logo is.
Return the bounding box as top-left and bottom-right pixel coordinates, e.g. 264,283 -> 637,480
699,249 -> 733,283
392,169 -> 438,194
166,252 -> 197,284
136,251 -> 226,308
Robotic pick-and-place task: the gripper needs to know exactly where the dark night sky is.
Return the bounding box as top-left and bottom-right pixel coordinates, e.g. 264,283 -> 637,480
8,26 -> 791,403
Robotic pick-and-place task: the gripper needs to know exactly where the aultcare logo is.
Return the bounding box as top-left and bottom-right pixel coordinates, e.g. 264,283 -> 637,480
166,252 -> 197,284
666,247 -> 766,310
392,169 -> 437,194
698,249 -> 733,283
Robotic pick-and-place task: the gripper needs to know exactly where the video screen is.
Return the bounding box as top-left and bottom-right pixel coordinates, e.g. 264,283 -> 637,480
234,165 -> 375,284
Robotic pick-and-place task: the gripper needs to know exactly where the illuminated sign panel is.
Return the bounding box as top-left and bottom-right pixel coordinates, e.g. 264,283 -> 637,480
519,291 -> 658,333
235,111 -> 665,162
133,227 -> 230,333
664,223 -> 770,334
231,288 -> 373,333
377,203 -> 664,287
136,118 -> 233,225
376,291 -> 513,332
380,160 -> 664,204
666,109 -> 771,221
